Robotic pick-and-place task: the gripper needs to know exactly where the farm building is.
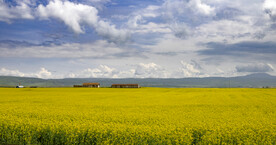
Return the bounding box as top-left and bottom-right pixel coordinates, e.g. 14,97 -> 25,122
83,83 -> 100,88
74,83 -> 100,88
111,84 -> 140,88
16,85 -> 24,88
16,83 -> 24,88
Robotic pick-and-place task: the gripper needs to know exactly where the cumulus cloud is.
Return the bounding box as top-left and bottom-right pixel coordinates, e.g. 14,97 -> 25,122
0,68 -> 25,77
170,23 -> 191,39
135,63 -> 169,78
158,0 -> 273,41
80,65 -> 118,78
188,0 -> 215,15
179,60 -> 206,77
264,0 -> 276,21
125,5 -> 172,35
60,64 -> 167,78
125,0 -> 216,38
236,63 -> 274,73
0,67 -> 53,79
37,0 -> 130,43
0,66 -> 124,79
162,0 -> 215,20
0,64 -> 169,78
160,0 -> 216,39
127,5 -> 161,28
214,7 -> 242,20
68,63 -> 171,78
0,0 -> 34,22
35,68 -> 52,79
195,19 -> 266,41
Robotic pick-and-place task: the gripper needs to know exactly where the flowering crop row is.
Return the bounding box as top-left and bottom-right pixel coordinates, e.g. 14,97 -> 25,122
0,88 -> 275,144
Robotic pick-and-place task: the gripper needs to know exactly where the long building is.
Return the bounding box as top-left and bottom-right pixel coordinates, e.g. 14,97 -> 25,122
111,84 -> 140,88
73,83 -> 100,88
83,83 -> 100,88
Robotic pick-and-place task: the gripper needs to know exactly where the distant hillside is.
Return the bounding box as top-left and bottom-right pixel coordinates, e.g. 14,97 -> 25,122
0,73 -> 275,88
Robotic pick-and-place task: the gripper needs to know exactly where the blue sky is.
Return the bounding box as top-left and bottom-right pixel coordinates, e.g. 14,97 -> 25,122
0,0 -> 276,78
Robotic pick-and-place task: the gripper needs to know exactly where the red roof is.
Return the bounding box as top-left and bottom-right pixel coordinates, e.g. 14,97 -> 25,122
83,83 -> 100,85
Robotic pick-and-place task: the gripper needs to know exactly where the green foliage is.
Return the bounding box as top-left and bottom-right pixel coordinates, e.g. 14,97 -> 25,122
0,88 -> 275,144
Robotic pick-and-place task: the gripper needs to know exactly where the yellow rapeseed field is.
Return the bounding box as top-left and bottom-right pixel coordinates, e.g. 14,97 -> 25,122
0,88 -> 275,144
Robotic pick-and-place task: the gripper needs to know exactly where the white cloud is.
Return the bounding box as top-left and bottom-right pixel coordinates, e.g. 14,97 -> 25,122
37,0 -> 97,34
76,63 -> 170,79
117,69 -> 136,78
0,0 -> 34,22
133,5 -> 161,19
134,63 -> 169,78
170,23 -> 191,39
80,65 -> 118,78
178,60 -> 206,77
126,5 -> 171,34
127,15 -> 142,28
35,68 -> 52,79
236,63 -> 274,73
96,20 -> 130,43
194,19 -> 266,42
162,0 -> 186,20
0,68 -> 25,77
127,5 -> 161,28
57,65 -> 134,78
37,0 -> 130,43
158,0 -> 216,39
162,0 -> 215,19
132,22 -> 171,34
66,73 -> 77,78
0,40 -> 125,58
0,63 -> 169,78
1,0 -> 276,79
264,0 -> 276,20
67,62 -> 211,78
1,62 -> 275,79
188,0 -> 215,15
0,67 -> 53,79
85,0 -> 111,10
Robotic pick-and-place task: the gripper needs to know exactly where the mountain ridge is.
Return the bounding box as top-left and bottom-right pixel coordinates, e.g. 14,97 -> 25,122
0,73 -> 275,88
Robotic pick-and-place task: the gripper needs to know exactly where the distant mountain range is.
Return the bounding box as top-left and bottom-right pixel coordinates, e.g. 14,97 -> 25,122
0,73 -> 275,88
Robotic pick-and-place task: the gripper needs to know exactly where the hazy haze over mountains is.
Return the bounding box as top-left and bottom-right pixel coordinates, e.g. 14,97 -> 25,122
0,73 -> 275,88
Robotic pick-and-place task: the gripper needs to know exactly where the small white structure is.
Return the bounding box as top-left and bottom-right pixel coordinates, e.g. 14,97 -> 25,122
16,85 -> 24,88
16,83 -> 24,88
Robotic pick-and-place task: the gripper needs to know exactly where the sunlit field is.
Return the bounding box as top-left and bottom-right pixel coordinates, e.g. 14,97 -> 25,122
0,88 -> 275,144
